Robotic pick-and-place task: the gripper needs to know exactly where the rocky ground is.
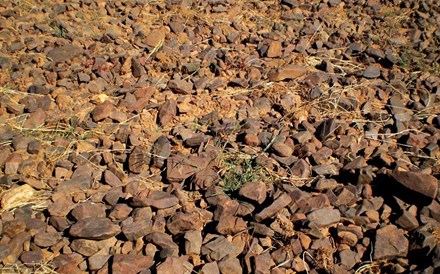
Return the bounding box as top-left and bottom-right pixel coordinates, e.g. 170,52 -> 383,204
0,0 -> 439,273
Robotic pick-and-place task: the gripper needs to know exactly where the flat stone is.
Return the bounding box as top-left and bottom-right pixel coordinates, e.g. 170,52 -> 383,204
184,230 -> 203,255
69,217 -> 121,240
255,193 -> 292,222
47,44 -> 83,63
268,65 -> 307,81
168,79 -> 193,94
158,100 -> 177,127
272,142 -> 293,157
200,262 -> 220,274
122,219 -> 153,241
202,235 -> 239,261
128,146 -> 150,174
91,101 -> 113,122
151,136 -> 171,168
56,175 -> 92,193
145,232 -> 179,258
111,254 -> 154,274
218,256 -> 242,274
130,190 -> 179,209
157,256 -> 193,274
88,254 -> 111,271
374,225 -> 408,260
167,212 -> 204,235
362,64 -> 381,79
266,41 -> 282,57
390,170 -> 438,203
307,208 -> 341,227
70,201 -> 107,221
216,215 -> 247,235
239,182 -> 267,204
34,232 -> 61,248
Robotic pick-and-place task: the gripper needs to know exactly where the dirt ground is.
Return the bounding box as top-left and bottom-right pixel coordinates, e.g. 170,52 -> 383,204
0,0 -> 439,273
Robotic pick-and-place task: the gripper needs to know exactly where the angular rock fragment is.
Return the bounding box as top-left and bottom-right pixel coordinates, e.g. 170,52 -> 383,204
268,65 -> 306,81
69,217 -> 121,240
374,225 -> 408,260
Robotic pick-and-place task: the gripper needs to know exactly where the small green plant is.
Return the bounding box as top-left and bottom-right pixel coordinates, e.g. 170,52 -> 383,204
220,156 -> 262,193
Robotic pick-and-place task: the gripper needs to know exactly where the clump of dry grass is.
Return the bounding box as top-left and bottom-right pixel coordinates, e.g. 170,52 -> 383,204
0,184 -> 51,215
0,262 -> 57,274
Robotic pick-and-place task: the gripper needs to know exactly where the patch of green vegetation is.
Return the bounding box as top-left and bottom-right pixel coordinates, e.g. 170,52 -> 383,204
220,157 -> 263,193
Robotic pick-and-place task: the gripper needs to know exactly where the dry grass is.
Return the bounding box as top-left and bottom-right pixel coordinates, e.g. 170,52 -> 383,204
0,262 -> 57,274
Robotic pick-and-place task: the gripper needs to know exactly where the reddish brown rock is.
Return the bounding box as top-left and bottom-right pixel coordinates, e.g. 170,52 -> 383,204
216,215 -> 247,235
307,208 -> 341,227
122,219 -> 153,241
69,217 -> 121,240
268,65 -> 307,81
390,170 -> 438,203
168,79 -> 193,95
239,182 -> 267,204
266,41 -> 283,58
255,193 -> 292,222
167,212 -> 204,235
374,225 -> 408,260
91,101 -> 114,122
128,146 -> 150,174
111,254 -> 154,274
158,100 -> 177,127
272,142 -> 293,157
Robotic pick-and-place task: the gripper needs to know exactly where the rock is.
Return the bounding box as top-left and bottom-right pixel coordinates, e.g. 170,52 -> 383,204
184,230 -> 203,255
374,225 -> 408,260
218,255 -> 242,274
362,64 -> 381,79
88,254 -> 111,271
389,170 -> 438,203
268,65 -> 307,81
158,100 -> 177,127
272,142 -> 293,157
47,194 -> 75,217
91,101 -> 113,122
202,235 -> 239,261
69,217 -> 121,240
157,256 -> 193,274
255,193 -> 292,221
145,232 -> 179,258
33,232 -> 61,248
20,251 -> 43,264
122,219 -> 153,241
166,153 -> 214,182
130,190 -> 179,209
254,252 -> 274,274
70,238 -> 117,256
395,210 -> 419,230
128,146 -> 149,174
108,204 -> 132,221
168,79 -> 193,95
56,175 -> 92,193
151,136 -> 171,168
307,208 -> 341,227
47,44 -> 83,63
339,249 -> 359,269
103,170 -> 124,187
266,41 -> 282,57
145,28 -> 166,47
70,201 -> 107,221
200,262 -> 220,274
244,133 -> 260,146
167,212 -> 204,235
111,254 -> 154,274
239,182 -> 267,204
216,215 -> 247,235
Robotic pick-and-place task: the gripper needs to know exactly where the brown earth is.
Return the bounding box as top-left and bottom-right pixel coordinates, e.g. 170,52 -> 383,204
0,0 -> 439,273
